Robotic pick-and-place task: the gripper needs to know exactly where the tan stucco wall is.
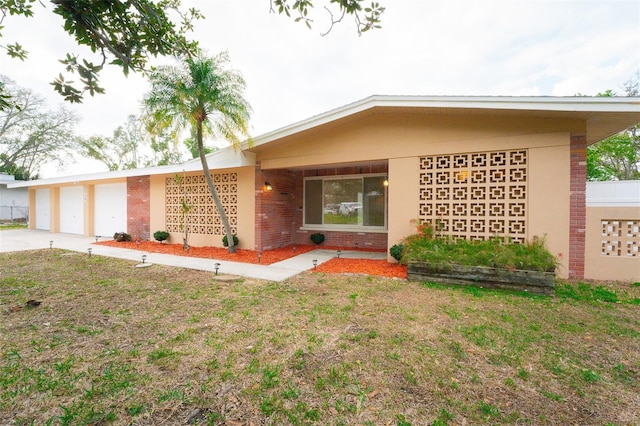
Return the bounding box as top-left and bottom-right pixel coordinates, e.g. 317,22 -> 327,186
528,141 -> 570,277
149,167 -> 256,248
256,113 -> 575,277
585,206 -> 640,282
387,157 -> 419,248
28,189 -> 36,230
85,185 -> 94,237
50,187 -> 60,233
257,113 -> 583,170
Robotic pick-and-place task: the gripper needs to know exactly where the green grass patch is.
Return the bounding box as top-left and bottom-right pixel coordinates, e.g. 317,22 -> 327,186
0,249 -> 638,425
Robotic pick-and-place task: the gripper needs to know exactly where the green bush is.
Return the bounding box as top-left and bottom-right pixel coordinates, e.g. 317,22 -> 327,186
402,221 -> 559,272
389,243 -> 404,261
222,234 -> 239,247
310,233 -> 325,245
153,230 -> 170,242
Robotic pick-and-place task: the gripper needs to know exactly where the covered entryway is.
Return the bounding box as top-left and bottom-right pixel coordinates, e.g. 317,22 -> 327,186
35,188 -> 50,230
59,186 -> 84,234
94,183 -> 127,236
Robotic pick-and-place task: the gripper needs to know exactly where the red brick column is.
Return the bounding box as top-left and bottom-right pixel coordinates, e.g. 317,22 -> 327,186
569,135 -> 587,279
255,164 -> 302,252
127,176 -> 150,241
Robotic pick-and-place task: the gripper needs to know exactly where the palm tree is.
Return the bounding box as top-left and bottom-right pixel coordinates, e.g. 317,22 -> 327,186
144,52 -> 251,253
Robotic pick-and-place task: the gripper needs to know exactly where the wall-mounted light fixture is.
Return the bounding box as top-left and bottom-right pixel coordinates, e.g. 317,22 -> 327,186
383,177 -> 389,187
264,181 -> 273,191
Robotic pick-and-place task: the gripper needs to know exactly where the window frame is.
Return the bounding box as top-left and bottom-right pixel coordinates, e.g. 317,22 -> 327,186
302,173 -> 388,232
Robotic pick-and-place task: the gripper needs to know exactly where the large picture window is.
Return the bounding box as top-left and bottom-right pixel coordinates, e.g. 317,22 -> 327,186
304,175 -> 387,230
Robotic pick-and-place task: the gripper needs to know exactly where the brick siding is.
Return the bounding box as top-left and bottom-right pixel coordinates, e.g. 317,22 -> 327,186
255,164 -> 389,252
127,176 -> 150,241
569,135 -> 587,279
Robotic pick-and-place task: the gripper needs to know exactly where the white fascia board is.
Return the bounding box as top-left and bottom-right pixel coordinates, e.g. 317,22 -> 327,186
7,146 -> 256,188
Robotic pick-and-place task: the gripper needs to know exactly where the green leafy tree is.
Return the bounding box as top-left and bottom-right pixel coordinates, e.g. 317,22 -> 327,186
587,77 -> 639,181
0,76 -> 78,180
77,114 -> 183,170
143,53 -> 251,253
1,0 -> 384,108
77,115 -> 144,171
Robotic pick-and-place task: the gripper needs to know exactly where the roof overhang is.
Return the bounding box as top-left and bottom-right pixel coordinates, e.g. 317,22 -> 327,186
8,146 -> 255,188
9,95 -> 640,188
248,95 -> 640,150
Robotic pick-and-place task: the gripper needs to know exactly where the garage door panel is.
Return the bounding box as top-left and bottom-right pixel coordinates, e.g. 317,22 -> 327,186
60,186 -> 84,234
95,183 -> 126,237
35,188 -> 50,230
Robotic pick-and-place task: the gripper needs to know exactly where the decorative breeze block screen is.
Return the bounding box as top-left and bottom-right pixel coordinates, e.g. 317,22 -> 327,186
601,220 -> 639,257
165,173 -> 238,236
419,150 -> 528,243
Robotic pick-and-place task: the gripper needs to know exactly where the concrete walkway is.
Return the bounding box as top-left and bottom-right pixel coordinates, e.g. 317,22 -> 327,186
0,229 -> 386,281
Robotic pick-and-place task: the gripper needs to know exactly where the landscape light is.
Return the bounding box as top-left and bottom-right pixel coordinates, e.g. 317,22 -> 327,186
337,250 -> 341,258
87,248 -> 92,257
214,263 -> 221,276
141,254 -> 147,264
258,252 -> 262,263
49,241 -> 53,249
312,259 -> 318,269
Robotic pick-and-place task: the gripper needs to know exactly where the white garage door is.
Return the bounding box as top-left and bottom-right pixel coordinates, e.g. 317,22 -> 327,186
94,183 -> 127,237
60,186 -> 84,234
35,188 -> 50,230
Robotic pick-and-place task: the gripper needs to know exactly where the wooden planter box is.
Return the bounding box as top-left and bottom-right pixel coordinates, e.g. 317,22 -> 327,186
407,262 -> 555,296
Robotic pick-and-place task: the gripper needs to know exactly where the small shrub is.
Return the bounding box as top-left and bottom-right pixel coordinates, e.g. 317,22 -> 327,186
222,234 -> 239,247
153,230 -> 170,243
389,243 -> 404,262
113,232 -> 132,242
310,233 -> 325,245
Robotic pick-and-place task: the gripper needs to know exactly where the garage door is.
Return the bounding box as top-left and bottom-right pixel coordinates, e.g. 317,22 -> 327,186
94,183 -> 127,237
35,188 -> 50,230
60,186 -> 84,234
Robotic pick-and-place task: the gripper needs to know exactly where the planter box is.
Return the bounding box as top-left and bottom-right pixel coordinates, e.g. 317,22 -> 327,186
407,262 -> 555,296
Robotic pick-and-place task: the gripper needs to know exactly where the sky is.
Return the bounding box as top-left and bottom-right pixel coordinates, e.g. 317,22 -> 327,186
1,0 -> 639,177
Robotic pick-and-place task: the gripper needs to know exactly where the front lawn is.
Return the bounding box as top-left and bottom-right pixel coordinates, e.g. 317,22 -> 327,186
1,250 -> 638,425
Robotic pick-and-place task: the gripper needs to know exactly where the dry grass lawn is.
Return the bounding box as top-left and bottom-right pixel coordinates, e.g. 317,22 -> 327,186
1,249 -> 639,425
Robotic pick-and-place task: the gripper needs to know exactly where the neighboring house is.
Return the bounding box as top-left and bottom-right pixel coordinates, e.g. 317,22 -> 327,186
0,173 -> 28,222
8,95 -> 640,280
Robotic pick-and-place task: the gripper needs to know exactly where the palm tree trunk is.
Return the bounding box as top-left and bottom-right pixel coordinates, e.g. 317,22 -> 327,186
196,120 -> 237,253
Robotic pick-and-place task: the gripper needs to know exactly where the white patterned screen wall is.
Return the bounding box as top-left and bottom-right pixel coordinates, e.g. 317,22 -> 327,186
419,150 -> 528,242
165,173 -> 238,236
601,220 -> 640,257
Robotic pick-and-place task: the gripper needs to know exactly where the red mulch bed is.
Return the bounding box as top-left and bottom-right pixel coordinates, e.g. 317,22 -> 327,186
95,240 -> 406,279
315,258 -> 407,279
